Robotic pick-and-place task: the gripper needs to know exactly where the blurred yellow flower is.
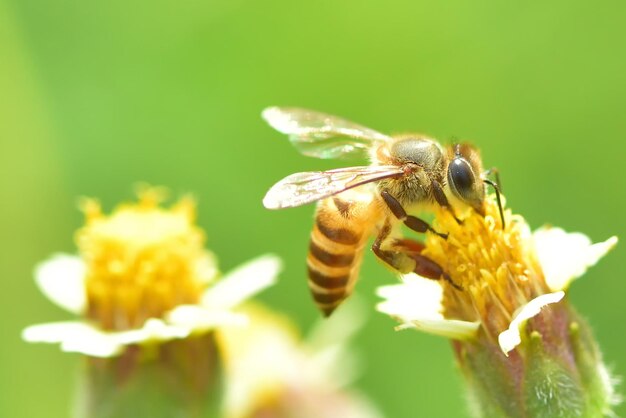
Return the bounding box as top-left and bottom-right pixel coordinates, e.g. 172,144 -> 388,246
23,187 -> 281,357
217,301 -> 383,418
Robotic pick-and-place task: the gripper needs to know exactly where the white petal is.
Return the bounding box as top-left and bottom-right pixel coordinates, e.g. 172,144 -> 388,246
22,321 -> 122,357
306,298 -> 369,388
377,275 -> 445,319
307,296 -> 367,351
376,274 -> 479,340
307,344 -> 358,390
533,226 -> 618,291
167,305 -> 248,331
34,254 -> 87,314
193,252 -> 220,285
201,254 -> 281,309
22,318 -> 201,358
498,291 -> 565,355
394,318 -> 481,340
114,318 -> 192,345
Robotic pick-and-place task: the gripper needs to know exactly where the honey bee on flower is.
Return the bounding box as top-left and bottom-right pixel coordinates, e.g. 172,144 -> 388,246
262,107 -> 620,417
262,107 -> 504,316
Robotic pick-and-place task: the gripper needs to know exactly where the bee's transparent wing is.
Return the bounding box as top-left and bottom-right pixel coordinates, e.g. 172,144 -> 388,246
262,107 -> 392,159
263,165 -> 403,209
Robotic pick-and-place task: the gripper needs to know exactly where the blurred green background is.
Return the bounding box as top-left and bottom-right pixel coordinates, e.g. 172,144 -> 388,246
2,0 -> 625,417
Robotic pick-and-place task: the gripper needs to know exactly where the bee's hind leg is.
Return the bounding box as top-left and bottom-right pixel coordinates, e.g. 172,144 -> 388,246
396,238 -> 463,291
372,223 -> 462,291
372,221 -> 414,274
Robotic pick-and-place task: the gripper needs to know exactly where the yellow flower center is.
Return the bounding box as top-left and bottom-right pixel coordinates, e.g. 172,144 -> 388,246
76,187 -> 217,330
424,195 -> 550,339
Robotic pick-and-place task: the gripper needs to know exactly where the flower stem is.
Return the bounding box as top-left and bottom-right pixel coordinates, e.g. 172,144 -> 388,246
454,300 -> 618,418
74,333 -> 222,418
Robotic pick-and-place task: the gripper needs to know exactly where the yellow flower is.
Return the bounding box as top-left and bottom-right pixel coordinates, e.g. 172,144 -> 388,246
377,195 -> 616,355
23,187 -> 281,357
376,195 -> 619,418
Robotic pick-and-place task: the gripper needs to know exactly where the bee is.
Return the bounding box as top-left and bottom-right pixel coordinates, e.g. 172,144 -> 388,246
262,107 -> 503,316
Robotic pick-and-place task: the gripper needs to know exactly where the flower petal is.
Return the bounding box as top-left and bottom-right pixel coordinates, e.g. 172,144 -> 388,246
394,318 -> 481,340
533,226 -> 618,291
498,291 -> 565,355
201,254 -> 281,309
167,305 -> 248,331
376,275 -> 445,319
34,254 -> 87,314
115,318 -> 192,345
376,274 -> 480,340
306,298 -> 368,388
22,318 -> 204,357
193,252 -> 220,285
22,321 -> 122,357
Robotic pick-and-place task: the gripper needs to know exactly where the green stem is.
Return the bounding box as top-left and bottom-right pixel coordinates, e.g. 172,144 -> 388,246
74,333 -> 222,418
453,301 -> 617,418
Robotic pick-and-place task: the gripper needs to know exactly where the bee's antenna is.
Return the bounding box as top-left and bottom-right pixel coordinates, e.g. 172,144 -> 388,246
483,167 -> 503,192
483,178 -> 505,229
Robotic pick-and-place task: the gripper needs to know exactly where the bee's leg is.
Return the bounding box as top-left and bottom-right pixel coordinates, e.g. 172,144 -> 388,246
371,221 -> 415,274
372,226 -> 462,290
392,238 -> 425,254
431,180 -> 463,225
409,251 -> 463,290
393,238 -> 462,289
380,190 -> 448,239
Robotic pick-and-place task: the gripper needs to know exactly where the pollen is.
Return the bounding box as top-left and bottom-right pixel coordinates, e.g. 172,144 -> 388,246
424,195 -> 551,339
76,186 -> 217,331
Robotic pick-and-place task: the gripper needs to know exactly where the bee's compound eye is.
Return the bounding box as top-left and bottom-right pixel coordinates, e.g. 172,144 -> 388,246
448,158 -> 476,201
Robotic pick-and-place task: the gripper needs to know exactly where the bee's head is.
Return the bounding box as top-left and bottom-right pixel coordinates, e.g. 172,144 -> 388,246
447,143 -> 506,228
447,143 -> 485,213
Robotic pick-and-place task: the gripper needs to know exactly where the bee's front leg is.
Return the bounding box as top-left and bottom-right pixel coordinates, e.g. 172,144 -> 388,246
380,190 -> 448,239
430,180 -> 463,225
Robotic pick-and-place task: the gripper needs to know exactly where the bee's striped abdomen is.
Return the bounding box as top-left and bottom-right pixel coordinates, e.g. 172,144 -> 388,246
306,193 -> 378,316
